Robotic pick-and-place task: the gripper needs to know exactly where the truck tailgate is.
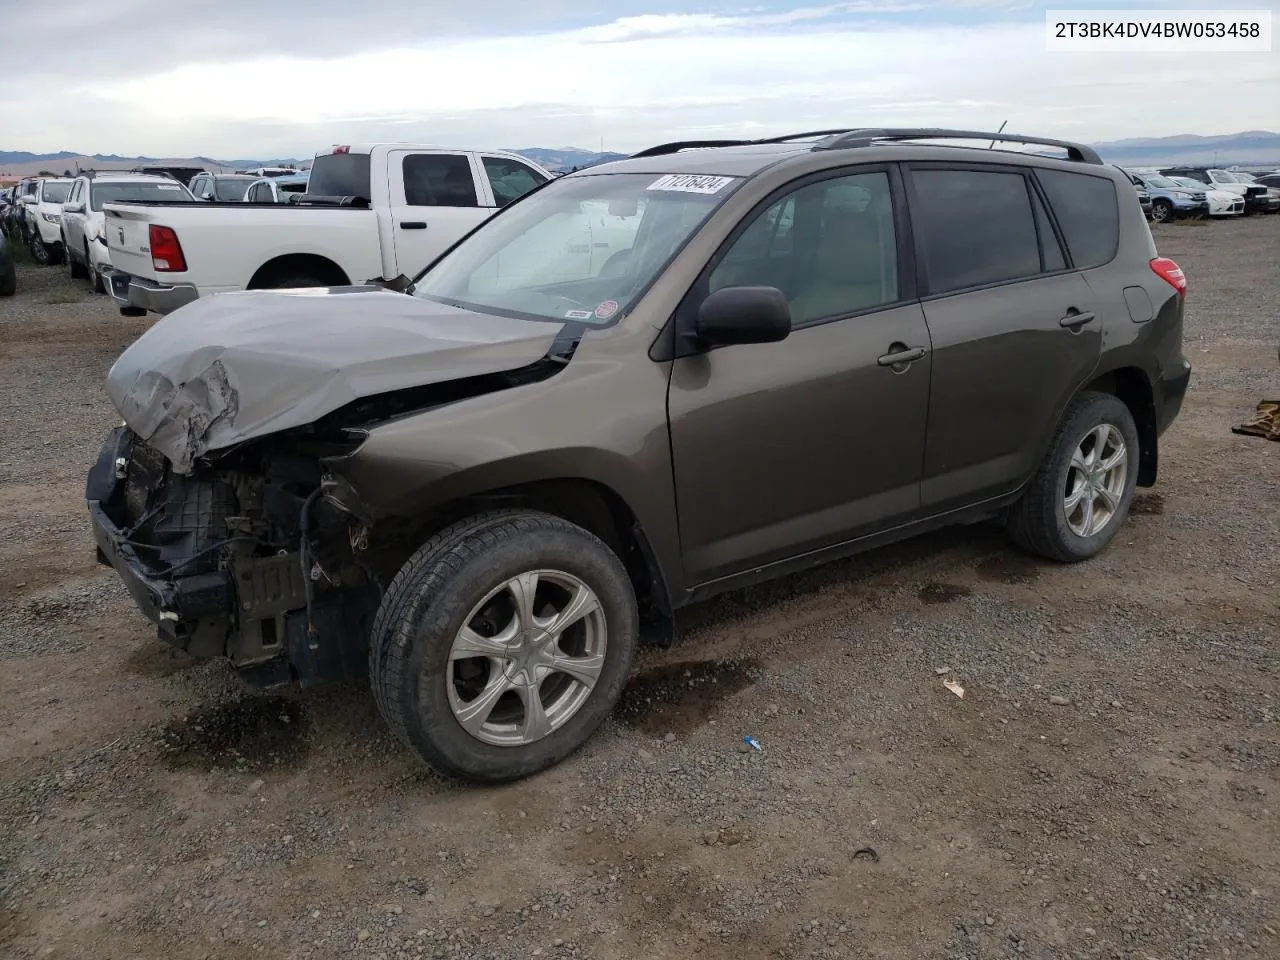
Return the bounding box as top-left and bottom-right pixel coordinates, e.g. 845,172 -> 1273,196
103,206 -> 160,279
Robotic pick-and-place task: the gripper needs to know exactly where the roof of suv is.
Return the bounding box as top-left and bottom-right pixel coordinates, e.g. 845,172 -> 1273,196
576,128 -> 1110,180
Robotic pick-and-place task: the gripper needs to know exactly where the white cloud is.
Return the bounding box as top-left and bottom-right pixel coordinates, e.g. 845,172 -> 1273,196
10,5 -> 1279,158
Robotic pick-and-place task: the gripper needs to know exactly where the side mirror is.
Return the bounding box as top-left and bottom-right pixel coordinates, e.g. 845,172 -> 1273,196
695,286 -> 791,346
63,202 -> 85,214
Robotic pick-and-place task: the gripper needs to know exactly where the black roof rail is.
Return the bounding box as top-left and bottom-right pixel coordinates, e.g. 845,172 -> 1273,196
629,139 -> 758,158
630,130 -> 860,158
811,128 -> 1103,164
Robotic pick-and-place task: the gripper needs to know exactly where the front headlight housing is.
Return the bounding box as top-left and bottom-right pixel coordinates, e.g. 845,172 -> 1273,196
41,211 -> 61,223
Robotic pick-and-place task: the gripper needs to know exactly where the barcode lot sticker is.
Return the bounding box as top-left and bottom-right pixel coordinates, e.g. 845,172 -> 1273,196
1046,9 -> 1272,51
647,174 -> 736,195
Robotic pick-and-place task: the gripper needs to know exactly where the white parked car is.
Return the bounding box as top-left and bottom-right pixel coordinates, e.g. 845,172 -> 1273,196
103,143 -> 554,315
24,178 -> 74,264
60,173 -> 198,292
242,172 -> 310,203
1168,176 -> 1244,217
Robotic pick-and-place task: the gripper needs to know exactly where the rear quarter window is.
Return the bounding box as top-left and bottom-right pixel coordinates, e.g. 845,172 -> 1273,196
307,153 -> 372,199
1035,169 -> 1119,270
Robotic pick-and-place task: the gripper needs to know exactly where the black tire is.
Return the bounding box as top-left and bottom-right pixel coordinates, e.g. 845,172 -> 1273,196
1150,199 -> 1173,223
370,510 -> 640,783
88,245 -> 105,293
29,233 -> 49,265
67,237 -> 88,279
1007,391 -> 1140,564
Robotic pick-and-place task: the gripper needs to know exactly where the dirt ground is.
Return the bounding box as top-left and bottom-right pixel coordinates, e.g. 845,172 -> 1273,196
0,218 -> 1277,960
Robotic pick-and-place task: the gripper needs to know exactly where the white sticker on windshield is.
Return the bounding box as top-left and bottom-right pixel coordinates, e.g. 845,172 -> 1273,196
564,309 -> 593,320
647,174 -> 735,195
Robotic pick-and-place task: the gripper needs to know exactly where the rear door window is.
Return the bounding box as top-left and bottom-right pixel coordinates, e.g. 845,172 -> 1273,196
1035,169 -> 1118,269
401,154 -> 478,207
909,167 -> 1041,295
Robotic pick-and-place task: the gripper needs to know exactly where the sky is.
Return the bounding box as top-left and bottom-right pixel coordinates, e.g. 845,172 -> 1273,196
2,0 -> 1277,160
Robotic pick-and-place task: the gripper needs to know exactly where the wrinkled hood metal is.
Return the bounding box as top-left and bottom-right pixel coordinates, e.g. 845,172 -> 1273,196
106,287 -> 561,473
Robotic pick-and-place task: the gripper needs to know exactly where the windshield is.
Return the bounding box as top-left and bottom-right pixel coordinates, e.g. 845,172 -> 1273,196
1230,172 -> 1256,183
1145,176 -> 1184,189
214,177 -> 255,201
412,172 -> 741,324
41,182 -> 72,204
307,152 -> 371,198
1170,178 -> 1202,189
91,181 -> 193,210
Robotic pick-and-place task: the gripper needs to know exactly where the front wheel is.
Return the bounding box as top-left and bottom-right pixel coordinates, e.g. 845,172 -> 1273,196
370,511 -> 640,783
67,237 -> 88,279
1150,199 -> 1173,223
29,233 -> 50,265
1007,391 -> 1140,563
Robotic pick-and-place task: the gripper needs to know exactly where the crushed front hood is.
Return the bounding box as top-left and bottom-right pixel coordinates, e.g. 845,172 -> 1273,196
106,287 -> 561,472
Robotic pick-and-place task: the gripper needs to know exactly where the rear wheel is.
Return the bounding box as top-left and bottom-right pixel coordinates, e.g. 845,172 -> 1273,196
1007,391 -> 1140,563
262,274 -> 328,289
370,511 -> 640,783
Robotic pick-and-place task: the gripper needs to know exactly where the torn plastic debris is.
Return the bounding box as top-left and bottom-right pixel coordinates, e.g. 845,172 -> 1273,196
743,736 -> 762,751
943,679 -> 965,699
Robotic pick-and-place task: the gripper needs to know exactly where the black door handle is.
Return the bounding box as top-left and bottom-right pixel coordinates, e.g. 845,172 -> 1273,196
1059,310 -> 1095,329
877,345 -> 927,367
400,221 -> 427,230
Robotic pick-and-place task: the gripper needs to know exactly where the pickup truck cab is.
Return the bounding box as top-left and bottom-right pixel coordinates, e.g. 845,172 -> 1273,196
103,144 -> 554,316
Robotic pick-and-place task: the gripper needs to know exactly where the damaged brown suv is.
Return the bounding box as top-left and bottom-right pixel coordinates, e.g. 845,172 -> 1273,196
88,128 -> 1191,782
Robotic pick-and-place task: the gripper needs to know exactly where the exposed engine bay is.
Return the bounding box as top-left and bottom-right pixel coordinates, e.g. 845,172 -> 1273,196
87,422 -> 384,686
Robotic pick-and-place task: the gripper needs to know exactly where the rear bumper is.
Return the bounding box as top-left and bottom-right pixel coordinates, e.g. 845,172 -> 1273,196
1156,357 -> 1192,436
105,269 -> 198,315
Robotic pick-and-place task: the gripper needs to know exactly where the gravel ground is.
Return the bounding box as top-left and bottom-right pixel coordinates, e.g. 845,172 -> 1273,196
0,217 -> 1277,960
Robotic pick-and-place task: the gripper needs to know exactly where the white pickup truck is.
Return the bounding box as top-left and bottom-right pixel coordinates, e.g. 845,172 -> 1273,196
103,143 -> 554,315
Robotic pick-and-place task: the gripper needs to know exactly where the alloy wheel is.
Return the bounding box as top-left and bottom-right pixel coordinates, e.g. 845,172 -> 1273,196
1063,424 -> 1128,538
441,569 -> 607,747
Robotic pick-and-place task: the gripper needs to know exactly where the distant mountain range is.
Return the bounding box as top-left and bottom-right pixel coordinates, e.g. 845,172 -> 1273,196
2,131 -> 1277,179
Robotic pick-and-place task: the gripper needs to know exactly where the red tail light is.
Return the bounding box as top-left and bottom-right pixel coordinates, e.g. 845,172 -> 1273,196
1150,256 -> 1186,295
333,145 -> 350,154
148,224 -> 186,272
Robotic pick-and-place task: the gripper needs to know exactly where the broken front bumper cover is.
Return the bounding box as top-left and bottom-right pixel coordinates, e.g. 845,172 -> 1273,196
89,498 -> 234,646
106,268 -> 198,315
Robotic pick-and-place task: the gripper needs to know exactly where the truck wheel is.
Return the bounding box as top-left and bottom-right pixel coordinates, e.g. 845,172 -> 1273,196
67,238 -> 88,279
1007,391 -> 1140,563
87,245 -> 105,293
370,510 -> 640,783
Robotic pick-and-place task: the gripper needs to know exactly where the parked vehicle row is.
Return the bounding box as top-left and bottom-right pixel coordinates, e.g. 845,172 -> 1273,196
102,144 -> 555,316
